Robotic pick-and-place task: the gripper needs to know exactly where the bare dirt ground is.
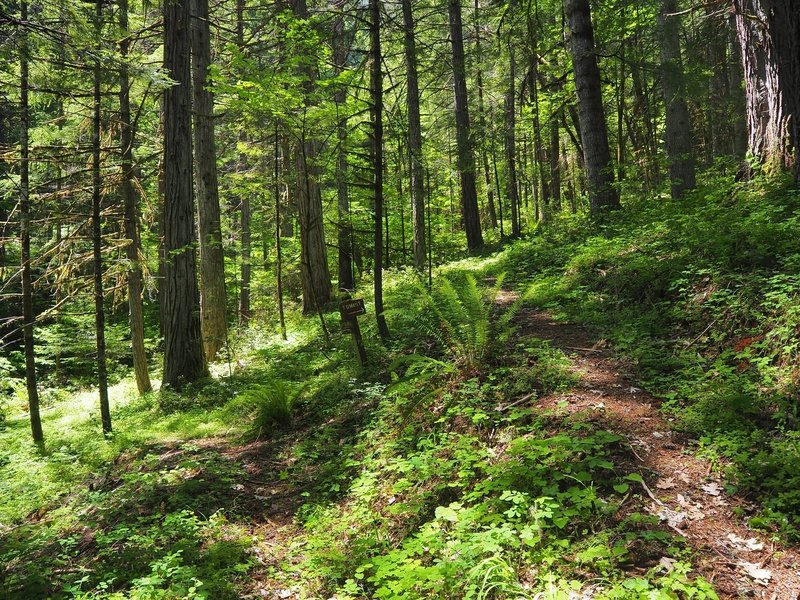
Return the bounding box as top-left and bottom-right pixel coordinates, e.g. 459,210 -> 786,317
513,303 -> 800,599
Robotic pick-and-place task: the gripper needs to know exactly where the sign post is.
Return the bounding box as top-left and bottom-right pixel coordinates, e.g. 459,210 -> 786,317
340,298 -> 367,367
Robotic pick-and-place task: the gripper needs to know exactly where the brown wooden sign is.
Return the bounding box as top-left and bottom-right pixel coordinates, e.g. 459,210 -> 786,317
340,298 -> 366,320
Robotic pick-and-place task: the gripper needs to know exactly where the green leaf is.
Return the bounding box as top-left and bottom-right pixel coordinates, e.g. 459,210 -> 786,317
614,483 -> 630,494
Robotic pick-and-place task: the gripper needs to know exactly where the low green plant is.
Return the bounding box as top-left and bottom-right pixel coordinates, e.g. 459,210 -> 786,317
242,380 -> 306,431
416,273 -> 523,370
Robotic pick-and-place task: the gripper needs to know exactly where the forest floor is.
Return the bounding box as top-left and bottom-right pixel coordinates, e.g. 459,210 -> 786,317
505,297 -> 800,599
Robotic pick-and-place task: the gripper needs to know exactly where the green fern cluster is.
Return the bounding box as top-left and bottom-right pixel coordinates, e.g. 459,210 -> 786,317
418,273 -> 523,370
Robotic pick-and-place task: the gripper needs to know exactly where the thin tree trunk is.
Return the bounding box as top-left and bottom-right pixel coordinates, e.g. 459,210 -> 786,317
401,0 -> 427,269
333,5 -> 354,290
275,125 -> 287,340
120,0 -> 152,394
191,0 -> 227,359
20,0 -> 42,444
370,0 -> 389,340
93,0 -> 111,434
505,49 -> 520,237
659,0 -> 696,198
448,0 -> 483,252
550,111 -> 561,211
163,0 -> 208,389
473,0 -> 497,230
565,0 -> 620,217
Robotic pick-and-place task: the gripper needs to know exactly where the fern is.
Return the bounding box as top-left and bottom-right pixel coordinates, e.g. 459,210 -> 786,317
416,272 -> 522,370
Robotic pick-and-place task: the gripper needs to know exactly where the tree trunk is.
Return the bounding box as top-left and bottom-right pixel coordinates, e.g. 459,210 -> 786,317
239,190 -> 251,324
448,0 -> 483,252
473,0 -> 497,231
191,0 -> 227,359
733,0 -> 800,178
370,0 -> 389,340
119,0 -> 152,394
163,0 -> 208,389
505,49 -> 520,237
93,0 -> 111,434
19,0 -> 43,444
333,6 -> 354,290
565,0 -> 620,216
291,0 -> 333,313
659,0 -> 696,198
401,0 -> 427,270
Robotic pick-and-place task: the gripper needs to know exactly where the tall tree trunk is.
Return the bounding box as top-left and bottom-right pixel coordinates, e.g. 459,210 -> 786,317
275,125 -> 287,340
401,0 -> 427,269
448,0 -> 483,251
239,191 -> 251,323
191,0 -> 227,359
333,4 -> 354,290
291,0 -> 333,313
473,0 -> 497,230
550,111 -> 562,211
659,0 -> 696,198
163,0 -> 208,389
505,49 -> 520,236
119,0 -> 152,394
733,0 -> 800,178
565,0 -> 620,216
93,0 -> 111,434
370,0 -> 389,340
19,0 -> 42,444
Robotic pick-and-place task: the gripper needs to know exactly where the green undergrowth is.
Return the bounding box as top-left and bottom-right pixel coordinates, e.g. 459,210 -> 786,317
1,264 -> 720,598
480,173 -> 800,542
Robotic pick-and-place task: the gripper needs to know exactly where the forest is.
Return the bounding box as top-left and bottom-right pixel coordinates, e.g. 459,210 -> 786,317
0,0 -> 799,597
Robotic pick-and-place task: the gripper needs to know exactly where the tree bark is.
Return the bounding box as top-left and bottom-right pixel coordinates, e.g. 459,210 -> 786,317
733,0 -> 800,178
370,0 -> 389,340
505,49 -> 520,237
565,0 -> 620,216
163,0 -> 208,389
291,0 -> 333,313
93,0 -> 111,434
119,0 -> 152,395
191,0 -> 227,359
447,0 -> 483,251
659,0 -> 696,198
401,0 -> 427,269
19,0 -> 43,444
333,5 -> 354,290
473,0 -> 497,231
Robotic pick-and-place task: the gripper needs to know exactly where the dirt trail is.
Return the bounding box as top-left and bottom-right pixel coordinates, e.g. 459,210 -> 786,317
513,303 -> 800,599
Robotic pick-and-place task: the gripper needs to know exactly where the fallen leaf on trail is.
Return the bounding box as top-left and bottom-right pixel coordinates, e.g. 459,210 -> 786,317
677,471 -> 692,483
727,533 -> 764,551
652,431 -> 666,438
591,402 -> 606,410
738,561 -> 772,585
658,507 -> 687,528
656,477 -> 676,490
700,482 -> 722,496
659,557 -> 677,572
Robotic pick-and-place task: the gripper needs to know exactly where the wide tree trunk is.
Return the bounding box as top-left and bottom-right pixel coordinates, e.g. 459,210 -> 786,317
401,0 -> 427,270
659,0 -> 696,198
447,0 -> 483,251
119,0 -> 152,395
19,0 -> 43,444
733,0 -> 800,178
291,0 -> 332,312
191,0 -> 227,359
163,0 -> 208,389
370,0 -> 389,339
565,0 -> 620,216
92,0 -> 111,434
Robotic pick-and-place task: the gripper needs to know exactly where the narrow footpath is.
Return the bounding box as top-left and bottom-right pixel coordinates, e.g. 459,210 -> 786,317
513,302 -> 800,599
